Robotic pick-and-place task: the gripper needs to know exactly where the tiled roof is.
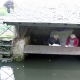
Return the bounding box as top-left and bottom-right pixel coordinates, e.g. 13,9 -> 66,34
3,1 -> 80,24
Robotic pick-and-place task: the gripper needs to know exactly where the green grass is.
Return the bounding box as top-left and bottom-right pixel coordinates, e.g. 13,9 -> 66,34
0,7 -> 8,16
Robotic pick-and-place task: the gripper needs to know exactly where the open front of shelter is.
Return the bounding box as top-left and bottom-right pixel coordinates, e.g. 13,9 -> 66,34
3,22 -> 80,57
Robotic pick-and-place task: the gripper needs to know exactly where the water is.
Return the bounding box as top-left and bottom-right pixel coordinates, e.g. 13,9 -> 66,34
0,54 -> 80,80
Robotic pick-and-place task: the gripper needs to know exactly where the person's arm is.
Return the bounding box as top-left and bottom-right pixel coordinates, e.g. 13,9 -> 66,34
66,36 -> 70,45
3,1 -> 8,7
73,38 -> 79,47
57,39 -> 60,45
11,2 -> 14,9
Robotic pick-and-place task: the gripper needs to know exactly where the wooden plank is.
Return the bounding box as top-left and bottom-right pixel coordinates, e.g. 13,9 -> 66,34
0,51 -> 10,55
0,45 -> 12,47
23,45 -> 80,55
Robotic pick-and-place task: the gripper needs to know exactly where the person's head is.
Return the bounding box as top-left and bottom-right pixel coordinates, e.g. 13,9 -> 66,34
70,34 -> 76,38
54,35 -> 59,39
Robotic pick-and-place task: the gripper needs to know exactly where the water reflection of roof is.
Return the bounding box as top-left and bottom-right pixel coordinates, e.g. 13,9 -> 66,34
3,1 -> 80,24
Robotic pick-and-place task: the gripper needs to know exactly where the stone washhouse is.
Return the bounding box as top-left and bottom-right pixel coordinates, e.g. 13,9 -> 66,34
3,2 -> 80,60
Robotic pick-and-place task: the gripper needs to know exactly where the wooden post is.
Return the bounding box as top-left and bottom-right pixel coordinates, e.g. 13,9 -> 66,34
12,25 -> 25,61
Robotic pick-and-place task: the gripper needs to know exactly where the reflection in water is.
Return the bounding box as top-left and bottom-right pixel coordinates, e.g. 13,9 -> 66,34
0,55 -> 80,80
0,66 -> 15,80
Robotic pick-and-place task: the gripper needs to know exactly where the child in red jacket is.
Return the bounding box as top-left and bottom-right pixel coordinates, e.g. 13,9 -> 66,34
66,34 -> 79,47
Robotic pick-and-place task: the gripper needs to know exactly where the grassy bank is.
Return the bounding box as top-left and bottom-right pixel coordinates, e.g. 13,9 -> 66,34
0,7 -> 8,16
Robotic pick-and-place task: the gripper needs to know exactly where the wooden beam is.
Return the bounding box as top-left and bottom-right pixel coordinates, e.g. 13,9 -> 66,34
23,45 -> 80,55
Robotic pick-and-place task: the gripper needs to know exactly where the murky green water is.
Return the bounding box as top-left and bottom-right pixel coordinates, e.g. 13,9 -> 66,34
0,55 -> 80,80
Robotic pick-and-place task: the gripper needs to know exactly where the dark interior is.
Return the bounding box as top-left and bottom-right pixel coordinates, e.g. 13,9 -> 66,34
29,27 -> 80,46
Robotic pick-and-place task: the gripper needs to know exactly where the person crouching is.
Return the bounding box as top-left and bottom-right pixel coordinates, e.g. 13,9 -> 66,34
65,34 -> 79,47
48,35 -> 61,46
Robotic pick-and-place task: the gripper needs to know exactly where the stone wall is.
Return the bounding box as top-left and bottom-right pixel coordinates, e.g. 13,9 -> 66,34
12,38 -> 25,61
